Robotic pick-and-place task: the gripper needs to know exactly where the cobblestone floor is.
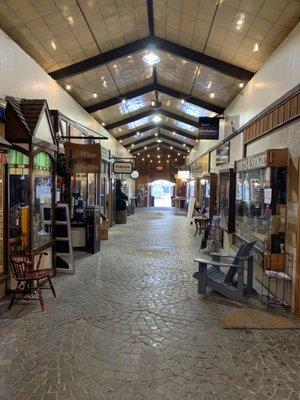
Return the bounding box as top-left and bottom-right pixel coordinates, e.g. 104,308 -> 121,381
1,208 -> 300,400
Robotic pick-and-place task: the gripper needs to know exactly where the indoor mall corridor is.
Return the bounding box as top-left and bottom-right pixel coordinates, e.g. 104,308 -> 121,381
1,209 -> 300,400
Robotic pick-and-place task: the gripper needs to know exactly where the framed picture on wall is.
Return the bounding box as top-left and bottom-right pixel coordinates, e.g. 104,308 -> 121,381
216,142 -> 230,166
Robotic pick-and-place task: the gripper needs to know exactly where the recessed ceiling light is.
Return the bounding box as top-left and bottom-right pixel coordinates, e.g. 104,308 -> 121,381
51,41 -> 56,50
173,131 -> 176,135
210,93 -> 215,98
167,160 -> 169,163
157,147 -> 160,150
122,98 -> 126,104
147,154 -> 150,157
158,160 -> 161,163
175,158 -> 177,161
150,160 -> 152,162
93,92 -> 98,98
136,131 -> 140,135
150,100 -> 156,107
253,43 -> 259,52
183,143 -> 186,147
143,46 -> 161,65
131,144 -> 134,147
196,139 -> 199,142
119,139 -> 122,143
66,84 -> 71,90
153,115 -> 161,123
142,158 -> 145,161
155,132 -> 158,137
118,128 -> 122,132
101,122 -> 106,126
239,82 -> 244,88
156,139 -> 162,143
144,146 -> 147,149
68,16 -> 74,25
183,156 -> 186,158
137,153 -> 140,156
168,154 -> 170,158
181,99 -> 185,104
177,153 -> 180,156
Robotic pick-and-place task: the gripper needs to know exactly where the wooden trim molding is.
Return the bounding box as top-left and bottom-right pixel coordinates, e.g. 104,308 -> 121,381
244,90 -> 300,144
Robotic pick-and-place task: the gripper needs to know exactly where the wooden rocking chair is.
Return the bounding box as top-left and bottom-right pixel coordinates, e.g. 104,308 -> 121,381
9,237 -> 56,311
193,241 -> 256,302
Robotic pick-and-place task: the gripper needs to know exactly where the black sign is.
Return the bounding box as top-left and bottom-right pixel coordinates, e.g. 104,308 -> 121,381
199,117 -> 220,140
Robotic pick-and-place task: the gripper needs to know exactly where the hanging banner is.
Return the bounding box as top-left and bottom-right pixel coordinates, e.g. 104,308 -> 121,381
113,161 -> 133,174
199,117 -> 220,140
64,143 -> 101,173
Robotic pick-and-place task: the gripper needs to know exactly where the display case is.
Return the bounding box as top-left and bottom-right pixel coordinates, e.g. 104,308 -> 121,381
70,172 -> 98,223
218,169 -> 236,233
235,149 -> 288,270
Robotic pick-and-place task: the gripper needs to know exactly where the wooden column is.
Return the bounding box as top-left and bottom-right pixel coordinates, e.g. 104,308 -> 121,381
294,158 -> 300,316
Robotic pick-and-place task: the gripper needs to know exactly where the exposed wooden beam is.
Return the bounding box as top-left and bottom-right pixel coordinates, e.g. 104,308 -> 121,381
84,83 -> 224,114
146,0 -> 154,36
125,135 -> 193,150
106,109 -> 199,130
114,123 -> 197,141
49,37 -> 149,80
49,36 -> 254,83
156,83 -> 223,114
152,36 -> 254,81
158,133 -> 194,147
85,84 -> 155,113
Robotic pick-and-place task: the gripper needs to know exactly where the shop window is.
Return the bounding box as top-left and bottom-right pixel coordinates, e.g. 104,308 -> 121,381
0,163 -> 4,273
71,173 -> 97,222
32,152 -> 54,250
8,150 -> 30,247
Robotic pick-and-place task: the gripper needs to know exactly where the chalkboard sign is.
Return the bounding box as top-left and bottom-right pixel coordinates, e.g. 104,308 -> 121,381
54,204 -> 74,273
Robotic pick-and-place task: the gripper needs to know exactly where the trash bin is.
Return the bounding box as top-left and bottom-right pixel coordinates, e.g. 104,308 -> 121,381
116,209 -> 127,224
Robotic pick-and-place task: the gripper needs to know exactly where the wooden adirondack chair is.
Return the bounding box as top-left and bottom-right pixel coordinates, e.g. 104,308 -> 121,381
193,241 -> 256,302
9,237 -> 56,311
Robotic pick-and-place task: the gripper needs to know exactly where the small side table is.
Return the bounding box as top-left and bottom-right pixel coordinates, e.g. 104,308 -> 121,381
193,217 -> 209,237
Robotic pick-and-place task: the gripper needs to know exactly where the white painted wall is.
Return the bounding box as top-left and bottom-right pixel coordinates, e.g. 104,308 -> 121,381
0,29 -> 129,157
186,21 -> 300,166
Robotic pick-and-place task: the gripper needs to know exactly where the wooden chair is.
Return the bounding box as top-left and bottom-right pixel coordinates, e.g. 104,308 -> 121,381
193,241 -> 256,302
9,237 -> 56,311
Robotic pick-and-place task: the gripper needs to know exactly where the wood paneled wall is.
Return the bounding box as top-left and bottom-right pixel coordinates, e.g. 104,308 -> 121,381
244,91 -> 300,144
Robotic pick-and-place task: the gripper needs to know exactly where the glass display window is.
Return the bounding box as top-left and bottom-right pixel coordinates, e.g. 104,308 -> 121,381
235,166 -> 286,252
8,149 -> 30,248
218,169 -> 236,233
32,152 -> 54,250
0,163 -> 4,274
70,173 -> 97,222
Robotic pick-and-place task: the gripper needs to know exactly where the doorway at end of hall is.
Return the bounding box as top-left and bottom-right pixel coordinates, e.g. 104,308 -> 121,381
149,180 -> 175,208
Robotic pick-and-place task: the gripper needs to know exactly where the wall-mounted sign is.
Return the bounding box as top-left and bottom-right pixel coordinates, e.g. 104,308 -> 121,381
199,117 -> 220,140
64,143 -> 101,173
216,142 -> 230,165
130,170 -> 139,179
113,161 -> 133,174
235,151 -> 267,172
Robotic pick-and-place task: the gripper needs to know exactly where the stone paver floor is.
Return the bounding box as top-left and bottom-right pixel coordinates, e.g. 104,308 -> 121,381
0,208 -> 300,400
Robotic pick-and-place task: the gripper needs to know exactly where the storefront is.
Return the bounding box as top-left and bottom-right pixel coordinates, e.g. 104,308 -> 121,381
234,149 -> 288,261
51,110 -> 104,253
5,97 -> 57,282
0,125 -> 11,298
190,153 -> 217,219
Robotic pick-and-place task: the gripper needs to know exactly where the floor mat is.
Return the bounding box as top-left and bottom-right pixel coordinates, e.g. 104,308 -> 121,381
220,308 -> 299,330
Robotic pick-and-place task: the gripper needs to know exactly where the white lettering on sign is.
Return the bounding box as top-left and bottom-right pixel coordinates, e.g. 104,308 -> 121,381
236,152 -> 267,171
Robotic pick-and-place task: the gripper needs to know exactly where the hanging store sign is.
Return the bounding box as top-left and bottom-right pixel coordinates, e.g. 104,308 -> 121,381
113,161 -> 133,174
64,142 -> 101,173
235,151 -> 267,172
199,117 -> 220,140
